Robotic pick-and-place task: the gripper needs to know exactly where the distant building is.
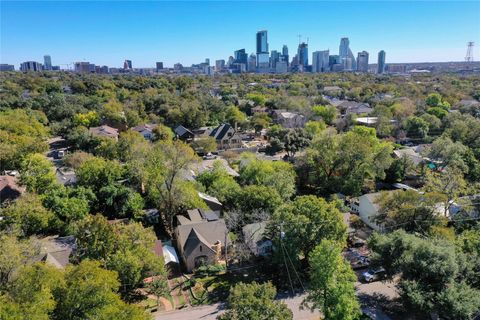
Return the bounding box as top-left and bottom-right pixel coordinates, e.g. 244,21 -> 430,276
297,42 -> 308,68
275,61 -> 288,73
156,62 -> 164,71
20,61 -> 42,72
248,54 -> 256,72
329,55 -> 342,71
386,64 -> 406,73
74,62 -> 95,73
43,55 -> 52,70
234,49 -> 248,64
174,125 -> 195,142
256,30 -> 269,71
377,50 -> 386,74
0,64 -> 14,71
124,59 -> 132,70
174,63 -> 183,71
215,60 -> 225,71
95,65 -> 109,74
339,37 -> 356,70
270,50 -> 280,69
281,45 -> 289,66
312,50 -> 329,72
357,51 -> 369,72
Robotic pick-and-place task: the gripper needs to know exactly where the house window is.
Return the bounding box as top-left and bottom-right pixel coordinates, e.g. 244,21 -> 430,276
199,245 -> 202,252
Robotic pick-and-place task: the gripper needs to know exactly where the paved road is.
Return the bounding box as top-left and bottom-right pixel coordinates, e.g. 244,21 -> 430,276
153,294 -> 320,320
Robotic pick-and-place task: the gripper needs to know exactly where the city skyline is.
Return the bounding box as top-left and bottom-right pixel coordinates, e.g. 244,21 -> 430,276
1,1 -> 479,68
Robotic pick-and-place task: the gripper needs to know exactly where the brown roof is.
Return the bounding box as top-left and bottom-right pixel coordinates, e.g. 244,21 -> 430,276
176,218 -> 227,254
89,125 -> 119,139
0,175 -> 25,203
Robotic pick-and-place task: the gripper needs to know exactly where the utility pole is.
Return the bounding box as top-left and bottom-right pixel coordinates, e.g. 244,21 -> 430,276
465,41 -> 474,62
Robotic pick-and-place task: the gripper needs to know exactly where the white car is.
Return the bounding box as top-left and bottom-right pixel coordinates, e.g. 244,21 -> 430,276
362,267 -> 386,282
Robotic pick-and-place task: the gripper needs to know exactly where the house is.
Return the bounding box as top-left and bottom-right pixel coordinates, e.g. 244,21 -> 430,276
242,221 -> 272,257
175,209 -> 228,272
209,123 -> 242,150
0,175 -> 25,203
336,101 -> 373,116
89,125 -> 119,140
132,123 -> 157,140
271,110 -> 306,128
198,192 -> 223,212
39,236 -> 76,269
174,125 -> 195,142
153,240 -> 179,268
192,126 -> 212,138
351,191 -> 389,230
393,144 -> 431,166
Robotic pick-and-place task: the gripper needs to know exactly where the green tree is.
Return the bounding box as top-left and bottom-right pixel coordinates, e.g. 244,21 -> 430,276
369,230 -> 480,319
303,240 -> 360,320
19,153 -> 57,193
147,277 -> 170,308
73,111 -> 100,127
2,193 -> 55,236
312,105 -> 337,125
270,196 -> 347,267
301,127 -> 393,195
236,185 -> 282,218
5,263 -> 64,320
191,136 -> 218,154
304,120 -> 326,137
251,113 -> 271,134
55,260 -> 122,320
0,234 -> 39,288
225,106 -> 247,127
374,190 -> 446,233
239,155 -> 296,200
144,140 -> 204,234
404,116 -> 429,139
218,282 -> 293,320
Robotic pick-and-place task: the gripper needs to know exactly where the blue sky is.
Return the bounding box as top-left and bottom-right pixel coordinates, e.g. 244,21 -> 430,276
1,1 -> 479,68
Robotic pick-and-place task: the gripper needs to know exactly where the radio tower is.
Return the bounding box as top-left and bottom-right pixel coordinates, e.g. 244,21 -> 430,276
465,42 -> 474,62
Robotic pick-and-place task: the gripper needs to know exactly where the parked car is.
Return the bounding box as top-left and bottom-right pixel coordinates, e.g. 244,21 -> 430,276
362,267 -> 386,282
203,153 -> 217,160
352,256 -> 370,270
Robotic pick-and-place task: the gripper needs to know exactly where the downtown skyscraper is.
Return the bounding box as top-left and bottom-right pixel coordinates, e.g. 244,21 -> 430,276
357,51 -> 369,72
312,50 -> 329,72
377,50 -> 386,74
339,37 -> 356,71
256,30 -> 269,71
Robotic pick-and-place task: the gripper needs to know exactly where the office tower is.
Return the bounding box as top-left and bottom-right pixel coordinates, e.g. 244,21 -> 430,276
297,42 -> 308,68
20,61 -> 42,71
205,58 -> 210,66
174,63 -> 183,70
248,54 -> 256,72
377,50 -> 386,74
95,65 -> 109,74
124,60 -> 132,70
270,50 -> 280,68
282,45 -> 289,66
74,62 -> 95,73
312,50 -> 330,72
227,56 -> 234,67
43,55 -> 52,70
256,30 -> 268,55
275,61 -> 288,73
0,64 -> 15,71
234,49 -> 248,64
256,30 -> 269,71
339,37 -> 356,70
357,51 -> 369,72
215,60 -> 225,71
156,62 -> 164,71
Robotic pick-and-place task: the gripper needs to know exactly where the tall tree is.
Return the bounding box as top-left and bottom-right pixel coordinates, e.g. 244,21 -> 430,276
218,282 -> 293,320
303,240 -> 360,320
